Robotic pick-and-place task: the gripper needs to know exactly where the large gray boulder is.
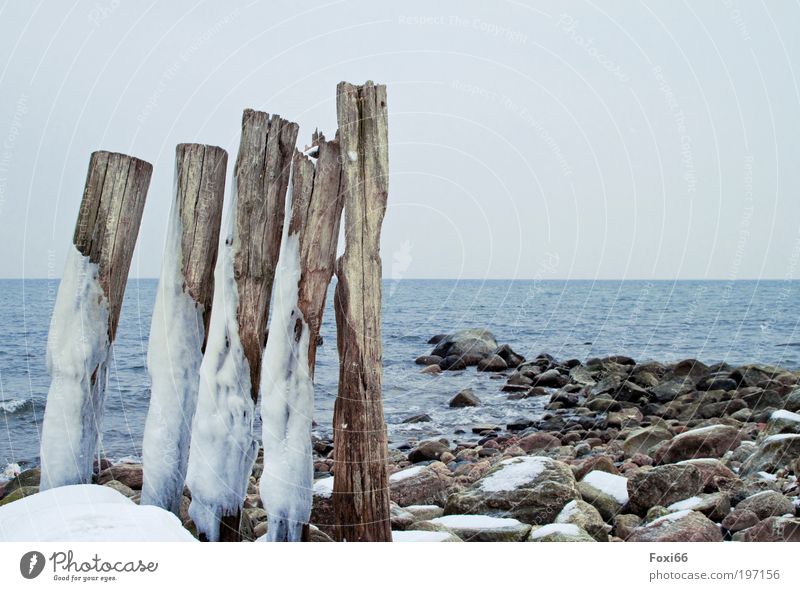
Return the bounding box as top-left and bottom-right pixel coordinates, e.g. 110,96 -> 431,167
431,329 -> 498,359
444,456 -> 578,525
627,464 -> 703,516
653,425 -> 743,464
390,462 -> 455,507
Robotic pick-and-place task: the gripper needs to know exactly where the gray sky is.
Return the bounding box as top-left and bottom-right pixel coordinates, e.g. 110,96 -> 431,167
1,0 -> 798,280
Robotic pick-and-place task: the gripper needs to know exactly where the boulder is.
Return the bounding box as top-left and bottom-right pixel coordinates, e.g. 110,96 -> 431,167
408,440 -> 450,463
421,364 -> 442,375
650,377 -> 695,403
427,514 -> 530,542
528,523 -> 596,542
623,426 -> 672,457
477,354 -> 507,372
735,490 -> 794,520
666,492 -> 730,522
415,355 -> 442,366
1,468 -> 40,498
403,504 -> 444,522
627,464 -> 703,516
96,463 -> 144,490
721,508 -> 760,533
740,434 -> 800,475
675,459 -> 738,492
390,503 -> 416,530
431,329 -> 498,359
735,517 -> 800,542
390,462 -> 454,507
532,369 -> 566,388
517,432 -> 560,453
103,480 -> 136,498
444,456 -> 578,525
785,387 -> 800,412
439,355 -> 467,371
627,509 -> 723,542
402,413 -> 432,424
0,486 -> 38,506
555,499 -> 609,541
653,425 -> 743,464
578,471 -> 630,522
613,514 -> 642,540
449,389 -> 481,408
493,344 -> 525,368
763,410 -> 800,437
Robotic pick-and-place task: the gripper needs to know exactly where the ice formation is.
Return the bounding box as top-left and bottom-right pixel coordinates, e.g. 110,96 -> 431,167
141,188 -> 206,515
259,230 -> 315,542
39,246 -> 110,491
185,194 -> 258,542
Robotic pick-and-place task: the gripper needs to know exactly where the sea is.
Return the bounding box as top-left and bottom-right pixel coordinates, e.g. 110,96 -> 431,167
2,278 -> 799,471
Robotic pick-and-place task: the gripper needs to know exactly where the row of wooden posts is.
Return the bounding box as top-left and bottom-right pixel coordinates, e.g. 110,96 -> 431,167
39,81 -> 392,541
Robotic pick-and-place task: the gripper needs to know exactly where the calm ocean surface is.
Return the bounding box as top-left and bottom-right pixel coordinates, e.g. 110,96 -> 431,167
2,278 -> 799,469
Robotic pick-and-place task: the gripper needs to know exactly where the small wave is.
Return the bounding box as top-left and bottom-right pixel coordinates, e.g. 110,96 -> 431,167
777,342 -> 800,348
1,462 -> 21,483
0,398 -> 31,414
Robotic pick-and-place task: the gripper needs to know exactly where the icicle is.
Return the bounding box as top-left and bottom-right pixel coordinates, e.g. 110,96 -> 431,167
40,246 -> 111,490
140,181 -> 205,515
185,186 -> 258,542
259,232 -> 314,542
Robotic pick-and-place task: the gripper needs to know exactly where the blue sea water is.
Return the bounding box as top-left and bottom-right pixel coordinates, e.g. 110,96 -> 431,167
1,278 -> 799,469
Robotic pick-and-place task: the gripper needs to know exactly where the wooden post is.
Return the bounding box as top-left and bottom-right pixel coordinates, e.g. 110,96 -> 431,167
259,134 -> 343,541
186,110 -> 297,542
40,151 -> 151,490
331,81 -> 391,541
141,144 -> 227,515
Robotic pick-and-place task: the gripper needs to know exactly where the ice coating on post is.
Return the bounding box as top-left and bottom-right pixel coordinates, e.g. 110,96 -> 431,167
39,248 -> 110,489
141,144 -> 227,515
259,140 -> 344,542
186,111 -> 297,542
259,232 -> 314,542
40,151 -> 151,491
332,81 -> 392,541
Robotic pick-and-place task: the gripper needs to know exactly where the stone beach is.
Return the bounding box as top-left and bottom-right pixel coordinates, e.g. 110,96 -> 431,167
2,327 -> 800,542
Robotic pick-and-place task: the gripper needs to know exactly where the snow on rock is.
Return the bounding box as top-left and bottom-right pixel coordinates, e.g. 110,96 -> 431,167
771,410 -> 800,422
313,476 -> 334,498
389,466 -> 426,482
0,484 -> 196,542
392,530 -> 461,542
528,523 -> 594,542
141,190 -> 206,515
478,456 -> 547,492
648,509 -> 693,527
429,515 -> 531,542
582,470 -> 629,505
666,496 -> 703,511
40,246 -> 110,491
186,202 -> 258,542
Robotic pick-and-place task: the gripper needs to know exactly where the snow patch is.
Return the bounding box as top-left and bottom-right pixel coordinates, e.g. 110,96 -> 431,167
40,246 -> 110,491
0,484 -> 196,542
764,434 -> 800,444
389,466 -> 426,482
555,500 -> 581,522
647,509 -> 693,527
479,456 -> 549,492
141,184 -> 206,515
582,470 -> 629,505
313,477 -> 334,498
667,496 -> 702,511
186,191 -> 259,542
529,523 -> 582,539
771,410 -> 800,423
431,514 -> 523,531
392,530 -> 453,542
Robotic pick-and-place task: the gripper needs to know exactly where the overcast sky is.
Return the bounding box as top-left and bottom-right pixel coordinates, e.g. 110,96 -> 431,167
1,0 -> 798,280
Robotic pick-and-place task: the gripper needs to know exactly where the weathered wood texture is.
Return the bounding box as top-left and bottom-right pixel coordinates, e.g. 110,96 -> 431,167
290,137 -> 344,372
332,81 -> 391,542
74,151 -> 152,340
233,109 -> 298,403
175,143 -> 227,345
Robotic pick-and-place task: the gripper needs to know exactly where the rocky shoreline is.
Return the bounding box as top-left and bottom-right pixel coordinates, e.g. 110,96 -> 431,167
3,327 -> 800,542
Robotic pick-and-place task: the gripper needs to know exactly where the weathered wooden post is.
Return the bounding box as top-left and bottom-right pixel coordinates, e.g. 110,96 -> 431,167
260,134 -> 343,542
141,144 -> 227,515
40,151 -> 152,491
186,110 -> 297,542
332,81 -> 392,541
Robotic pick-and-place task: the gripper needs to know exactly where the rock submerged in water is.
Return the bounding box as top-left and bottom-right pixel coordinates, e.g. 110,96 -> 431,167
449,388 -> 481,408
